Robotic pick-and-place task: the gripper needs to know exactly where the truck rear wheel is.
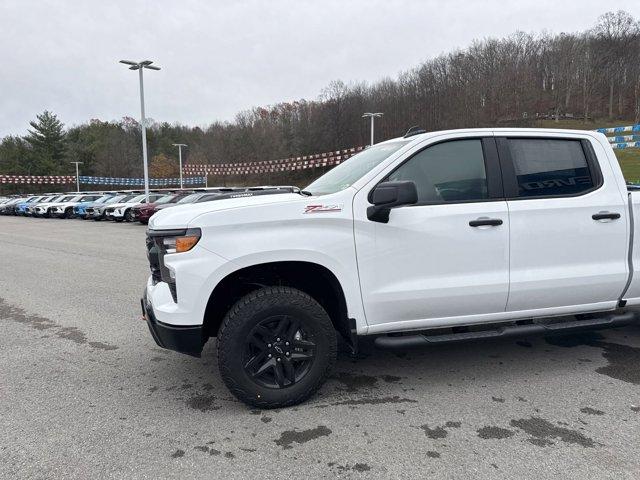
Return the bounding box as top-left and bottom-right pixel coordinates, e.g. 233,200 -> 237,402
217,286 -> 337,408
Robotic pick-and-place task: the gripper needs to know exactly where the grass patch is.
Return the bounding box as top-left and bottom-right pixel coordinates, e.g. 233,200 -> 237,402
615,149 -> 640,183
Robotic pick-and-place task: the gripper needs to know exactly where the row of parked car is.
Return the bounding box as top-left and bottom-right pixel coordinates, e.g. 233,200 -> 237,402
0,186 -> 298,224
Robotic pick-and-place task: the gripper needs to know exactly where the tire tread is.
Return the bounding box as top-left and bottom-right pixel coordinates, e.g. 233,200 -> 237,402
217,286 -> 336,408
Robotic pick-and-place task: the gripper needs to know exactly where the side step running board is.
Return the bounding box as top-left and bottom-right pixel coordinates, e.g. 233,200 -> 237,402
374,311 -> 639,350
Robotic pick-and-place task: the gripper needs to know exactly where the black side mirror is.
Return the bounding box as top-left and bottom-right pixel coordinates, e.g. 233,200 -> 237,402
367,181 -> 418,223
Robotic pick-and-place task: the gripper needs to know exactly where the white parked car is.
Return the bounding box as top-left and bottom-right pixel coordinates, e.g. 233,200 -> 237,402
50,194 -> 103,218
24,195 -> 57,215
106,193 -> 164,222
142,127 -> 640,408
33,194 -> 77,217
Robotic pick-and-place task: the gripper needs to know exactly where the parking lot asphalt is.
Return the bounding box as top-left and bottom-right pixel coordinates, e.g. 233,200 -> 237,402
1,215 -> 640,479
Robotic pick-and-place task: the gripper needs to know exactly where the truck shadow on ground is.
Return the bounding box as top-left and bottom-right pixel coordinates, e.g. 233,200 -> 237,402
335,323 -> 640,392
158,323 -> 640,413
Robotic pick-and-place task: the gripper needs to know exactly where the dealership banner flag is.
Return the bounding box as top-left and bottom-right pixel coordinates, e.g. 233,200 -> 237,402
0,175 -> 205,186
78,176 -> 206,186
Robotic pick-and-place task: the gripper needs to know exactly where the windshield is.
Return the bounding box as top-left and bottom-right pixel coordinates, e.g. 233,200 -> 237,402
195,194 -> 221,203
176,193 -> 202,204
93,195 -> 113,204
155,195 -> 177,205
304,140 -> 411,195
127,194 -> 146,203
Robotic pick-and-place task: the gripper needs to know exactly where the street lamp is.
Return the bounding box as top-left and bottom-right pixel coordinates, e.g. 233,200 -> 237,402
362,112 -> 383,146
70,161 -> 83,192
119,59 -> 161,202
172,143 -> 187,189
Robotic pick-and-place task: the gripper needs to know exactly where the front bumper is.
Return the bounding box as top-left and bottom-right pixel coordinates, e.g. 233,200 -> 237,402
137,209 -> 154,222
141,296 -> 203,357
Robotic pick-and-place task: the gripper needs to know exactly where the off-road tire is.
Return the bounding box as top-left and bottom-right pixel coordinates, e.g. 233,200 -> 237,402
217,286 -> 337,408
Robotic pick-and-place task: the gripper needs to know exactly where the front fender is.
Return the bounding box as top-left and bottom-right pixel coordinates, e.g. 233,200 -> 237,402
199,246 -> 367,333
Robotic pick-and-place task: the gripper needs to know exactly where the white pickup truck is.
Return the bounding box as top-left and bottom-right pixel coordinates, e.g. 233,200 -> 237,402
142,127 -> 640,408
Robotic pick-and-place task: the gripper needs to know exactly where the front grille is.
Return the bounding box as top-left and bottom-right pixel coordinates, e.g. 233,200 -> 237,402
146,230 -> 181,303
145,234 -> 162,284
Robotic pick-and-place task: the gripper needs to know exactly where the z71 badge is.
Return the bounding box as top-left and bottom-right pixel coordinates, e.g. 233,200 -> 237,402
304,204 -> 343,214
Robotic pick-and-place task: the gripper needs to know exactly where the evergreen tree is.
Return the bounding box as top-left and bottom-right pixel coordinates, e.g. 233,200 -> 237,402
24,111 -> 67,173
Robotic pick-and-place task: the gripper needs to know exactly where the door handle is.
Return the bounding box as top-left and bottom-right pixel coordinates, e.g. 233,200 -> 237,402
469,218 -> 503,227
592,212 -> 621,221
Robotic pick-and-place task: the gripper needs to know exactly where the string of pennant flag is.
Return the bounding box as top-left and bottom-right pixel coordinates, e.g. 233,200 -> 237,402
182,146 -> 365,175
0,147 -> 365,185
0,175 -> 77,185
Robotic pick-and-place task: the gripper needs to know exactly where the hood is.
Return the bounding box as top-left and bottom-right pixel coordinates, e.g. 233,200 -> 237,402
113,202 -> 143,211
48,202 -> 75,208
149,193 -> 304,229
36,202 -> 61,208
153,203 -> 177,211
139,202 -> 160,210
104,202 -> 132,209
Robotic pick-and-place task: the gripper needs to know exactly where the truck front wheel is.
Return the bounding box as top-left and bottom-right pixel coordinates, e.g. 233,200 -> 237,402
217,286 -> 337,408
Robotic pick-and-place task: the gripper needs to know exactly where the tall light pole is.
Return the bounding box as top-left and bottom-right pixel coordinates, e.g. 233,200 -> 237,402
362,112 -> 383,146
70,161 -> 83,192
119,59 -> 161,202
172,143 -> 187,189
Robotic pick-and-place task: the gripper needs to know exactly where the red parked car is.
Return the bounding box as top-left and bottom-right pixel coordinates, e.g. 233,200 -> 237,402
133,193 -> 192,224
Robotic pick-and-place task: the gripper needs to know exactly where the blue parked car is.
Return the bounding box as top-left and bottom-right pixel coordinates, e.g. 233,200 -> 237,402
74,193 -> 117,219
15,195 -> 50,216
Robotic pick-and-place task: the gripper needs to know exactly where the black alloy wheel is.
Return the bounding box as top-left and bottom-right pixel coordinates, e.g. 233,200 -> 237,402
243,315 -> 316,389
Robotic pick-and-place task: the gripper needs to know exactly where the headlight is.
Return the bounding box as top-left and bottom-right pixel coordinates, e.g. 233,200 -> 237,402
145,228 -> 202,303
160,228 -> 201,254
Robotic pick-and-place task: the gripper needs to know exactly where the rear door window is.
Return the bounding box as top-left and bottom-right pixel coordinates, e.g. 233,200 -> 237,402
506,139 -> 596,197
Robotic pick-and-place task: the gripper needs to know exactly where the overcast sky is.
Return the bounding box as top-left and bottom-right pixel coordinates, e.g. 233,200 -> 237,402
1,0 -> 639,137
